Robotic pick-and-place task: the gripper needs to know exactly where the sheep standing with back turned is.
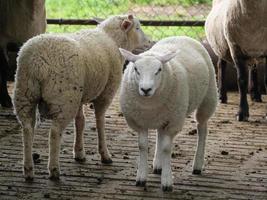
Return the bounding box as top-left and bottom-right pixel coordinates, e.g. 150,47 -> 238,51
0,0 -> 46,107
205,0 -> 267,121
13,14 -> 150,181
119,36 -> 218,191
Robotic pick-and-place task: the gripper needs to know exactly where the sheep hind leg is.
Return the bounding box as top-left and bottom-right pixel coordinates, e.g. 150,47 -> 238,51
236,59 -> 249,121
249,64 -> 262,102
193,91 -> 217,174
48,121 -> 69,180
265,57 -> 267,118
93,99 -> 112,164
0,48 -> 12,108
218,59 -> 228,104
19,107 -> 37,181
73,105 -> 86,162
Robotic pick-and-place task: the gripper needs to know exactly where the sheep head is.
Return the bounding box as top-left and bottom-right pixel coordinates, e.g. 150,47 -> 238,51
98,15 -> 152,52
120,48 -> 178,97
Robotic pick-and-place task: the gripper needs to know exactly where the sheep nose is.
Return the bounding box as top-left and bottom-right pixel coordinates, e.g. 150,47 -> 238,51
141,88 -> 152,95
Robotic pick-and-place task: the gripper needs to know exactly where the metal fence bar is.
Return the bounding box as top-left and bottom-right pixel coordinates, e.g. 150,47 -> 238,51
47,19 -> 205,26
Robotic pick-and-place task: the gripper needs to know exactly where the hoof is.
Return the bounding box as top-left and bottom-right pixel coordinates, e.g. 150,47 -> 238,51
25,176 -> 34,182
101,158 -> 113,164
49,174 -> 60,181
219,99 -> 227,104
0,96 -> 12,108
236,113 -> 249,122
136,180 -> 146,187
49,168 -> 60,180
251,96 -> 262,103
219,95 -> 227,104
192,169 -> 202,175
24,166 -> 34,181
153,168 -> 162,175
162,185 -> 173,192
74,157 -> 86,163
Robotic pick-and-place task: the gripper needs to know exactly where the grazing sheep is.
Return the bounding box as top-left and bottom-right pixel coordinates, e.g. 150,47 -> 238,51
202,39 -> 266,102
205,0 -> 267,121
0,0 -> 46,107
119,36 -> 218,191
13,14 -> 150,181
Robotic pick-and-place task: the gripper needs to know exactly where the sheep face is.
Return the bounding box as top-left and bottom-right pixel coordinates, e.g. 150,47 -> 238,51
134,58 -> 163,97
127,18 -> 151,51
119,48 -> 177,97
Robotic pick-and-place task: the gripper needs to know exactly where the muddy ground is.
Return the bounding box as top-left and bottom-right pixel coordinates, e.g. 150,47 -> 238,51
0,83 -> 267,199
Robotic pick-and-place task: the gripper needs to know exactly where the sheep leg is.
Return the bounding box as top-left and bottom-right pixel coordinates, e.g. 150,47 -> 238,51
136,130 -> 148,187
93,100 -> 112,164
0,48 -> 12,108
249,64 -> 262,102
153,130 -> 163,174
161,134 -> 174,192
73,105 -> 86,162
48,122 -> 66,180
22,119 -> 36,181
265,57 -> 267,93
19,105 -> 37,181
192,122 -> 207,174
265,57 -> 267,118
235,58 -> 249,121
218,59 -> 228,104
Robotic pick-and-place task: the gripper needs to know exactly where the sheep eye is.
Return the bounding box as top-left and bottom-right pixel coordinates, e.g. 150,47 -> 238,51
155,68 -> 162,75
134,67 -> 140,75
136,27 -> 140,31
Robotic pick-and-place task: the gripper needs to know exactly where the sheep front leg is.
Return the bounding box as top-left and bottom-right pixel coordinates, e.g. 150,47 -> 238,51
218,59 -> 228,104
93,100 -> 112,164
192,122 -> 208,174
136,130 -> 148,187
153,130 -> 163,174
48,122 -> 64,180
73,105 -> 86,162
161,134 -> 174,192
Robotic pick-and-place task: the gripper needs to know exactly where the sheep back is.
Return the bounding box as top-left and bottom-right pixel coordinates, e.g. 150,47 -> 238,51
15,29 -> 123,118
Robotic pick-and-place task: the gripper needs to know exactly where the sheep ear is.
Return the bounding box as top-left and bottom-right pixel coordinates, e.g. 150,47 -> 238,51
127,14 -> 134,21
119,48 -> 141,62
156,51 -> 179,64
121,19 -> 133,32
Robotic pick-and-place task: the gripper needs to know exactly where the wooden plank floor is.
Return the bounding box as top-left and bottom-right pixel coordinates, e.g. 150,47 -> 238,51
0,84 -> 267,199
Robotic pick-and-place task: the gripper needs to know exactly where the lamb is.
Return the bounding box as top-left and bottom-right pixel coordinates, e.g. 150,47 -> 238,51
119,36 -> 218,191
205,0 -> 267,121
0,0 -> 46,107
13,14 -> 151,181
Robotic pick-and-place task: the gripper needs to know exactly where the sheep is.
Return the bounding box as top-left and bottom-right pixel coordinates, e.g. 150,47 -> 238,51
202,39 -> 266,102
0,0 -> 46,108
13,14 -> 151,181
119,36 -> 218,191
205,0 -> 267,121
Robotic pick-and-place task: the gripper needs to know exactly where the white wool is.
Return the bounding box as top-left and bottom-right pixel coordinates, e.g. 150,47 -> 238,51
120,36 -> 218,191
13,14 -> 150,180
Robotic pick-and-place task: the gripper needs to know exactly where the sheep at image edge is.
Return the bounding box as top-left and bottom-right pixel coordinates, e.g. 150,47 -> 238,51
13,14 -> 151,181
119,36 -> 218,191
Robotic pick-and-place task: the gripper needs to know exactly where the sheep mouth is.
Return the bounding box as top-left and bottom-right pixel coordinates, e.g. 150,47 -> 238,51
140,93 -> 153,97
